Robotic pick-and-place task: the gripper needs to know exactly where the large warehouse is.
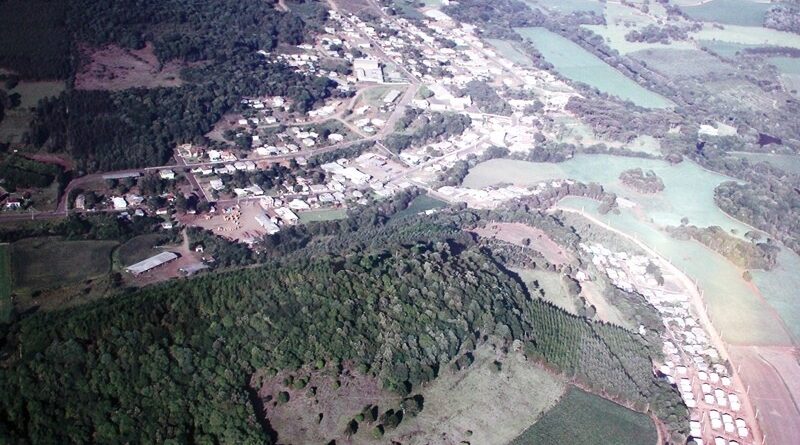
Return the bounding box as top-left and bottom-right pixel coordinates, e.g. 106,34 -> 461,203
125,252 -> 179,275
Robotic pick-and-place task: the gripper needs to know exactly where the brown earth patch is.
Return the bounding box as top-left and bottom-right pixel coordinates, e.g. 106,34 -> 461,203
75,43 -> 185,91
472,222 -> 573,265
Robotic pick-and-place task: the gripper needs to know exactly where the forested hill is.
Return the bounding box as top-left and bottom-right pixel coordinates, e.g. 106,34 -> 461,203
0,212 -> 686,443
2,0 -> 337,172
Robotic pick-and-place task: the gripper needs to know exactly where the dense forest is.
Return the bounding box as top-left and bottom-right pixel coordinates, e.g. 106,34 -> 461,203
619,168 -> 665,194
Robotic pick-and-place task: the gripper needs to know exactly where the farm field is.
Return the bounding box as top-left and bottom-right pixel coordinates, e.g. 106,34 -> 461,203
11,238 -> 117,291
509,386 -> 657,445
692,24 -> 800,49
298,208 -> 348,224
629,48 -> 736,78
513,27 -> 673,108
0,244 -> 11,323
116,233 -> 171,267
679,0 -> 771,26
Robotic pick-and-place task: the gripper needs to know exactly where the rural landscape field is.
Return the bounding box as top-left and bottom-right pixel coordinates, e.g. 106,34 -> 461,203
0,0 -> 799,444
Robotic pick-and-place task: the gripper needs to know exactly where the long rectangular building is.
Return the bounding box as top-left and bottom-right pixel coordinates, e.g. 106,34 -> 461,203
125,252 -> 179,275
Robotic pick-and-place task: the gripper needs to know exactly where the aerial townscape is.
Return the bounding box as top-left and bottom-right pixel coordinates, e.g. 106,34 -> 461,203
1,0 -> 800,444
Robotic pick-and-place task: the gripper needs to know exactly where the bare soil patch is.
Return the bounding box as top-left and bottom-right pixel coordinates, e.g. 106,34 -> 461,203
728,345 -> 800,445
473,222 -> 573,265
75,43 -> 184,91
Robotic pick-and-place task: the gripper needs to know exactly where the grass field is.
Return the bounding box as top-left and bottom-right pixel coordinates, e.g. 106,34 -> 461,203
487,39 -> 534,67
12,238 -> 117,291
513,267 -> 578,314
693,25 -> 800,49
116,234 -> 170,267
680,0 -> 771,26
0,244 -> 12,323
298,208 -> 348,224
510,387 -> 657,445
389,194 -> 447,220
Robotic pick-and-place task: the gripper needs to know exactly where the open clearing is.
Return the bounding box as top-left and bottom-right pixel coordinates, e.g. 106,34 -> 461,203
0,244 -> 11,323
473,222 -> 573,265
513,267 -> 578,314
256,343 -> 566,445
11,238 -> 117,291
510,386 -> 657,445
75,43 -> 184,90
389,193 -> 447,220
116,233 -> 171,267
392,344 -> 567,445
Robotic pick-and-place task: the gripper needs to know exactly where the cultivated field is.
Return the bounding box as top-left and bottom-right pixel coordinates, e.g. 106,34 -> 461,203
11,238 -> 117,291
75,43 -> 185,90
510,386 -> 657,445
729,345 -> 800,445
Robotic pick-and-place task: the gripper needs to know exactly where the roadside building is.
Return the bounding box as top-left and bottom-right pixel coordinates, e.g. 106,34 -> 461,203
125,252 -> 179,275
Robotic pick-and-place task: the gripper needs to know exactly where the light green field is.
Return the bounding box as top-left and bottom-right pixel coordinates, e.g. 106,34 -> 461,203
390,194 -> 447,220
629,48 -> 736,78
693,25 -> 800,49
12,238 -> 118,291
0,244 -> 11,323
583,24 -> 697,54
359,85 -> 406,107
510,387 -> 657,445
680,0 -> 771,26
464,155 -> 749,231
299,208 -> 348,224
751,248 -> 800,344
513,267 -> 578,314
770,56 -> 800,75
486,39 -> 533,67
514,27 -> 673,108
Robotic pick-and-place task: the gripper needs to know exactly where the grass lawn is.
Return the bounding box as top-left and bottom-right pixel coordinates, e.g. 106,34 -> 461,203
116,233 -> 171,267
511,387 -> 657,445
299,208 -> 348,224
12,237 -> 118,291
389,194 -> 447,221
0,244 -> 12,323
